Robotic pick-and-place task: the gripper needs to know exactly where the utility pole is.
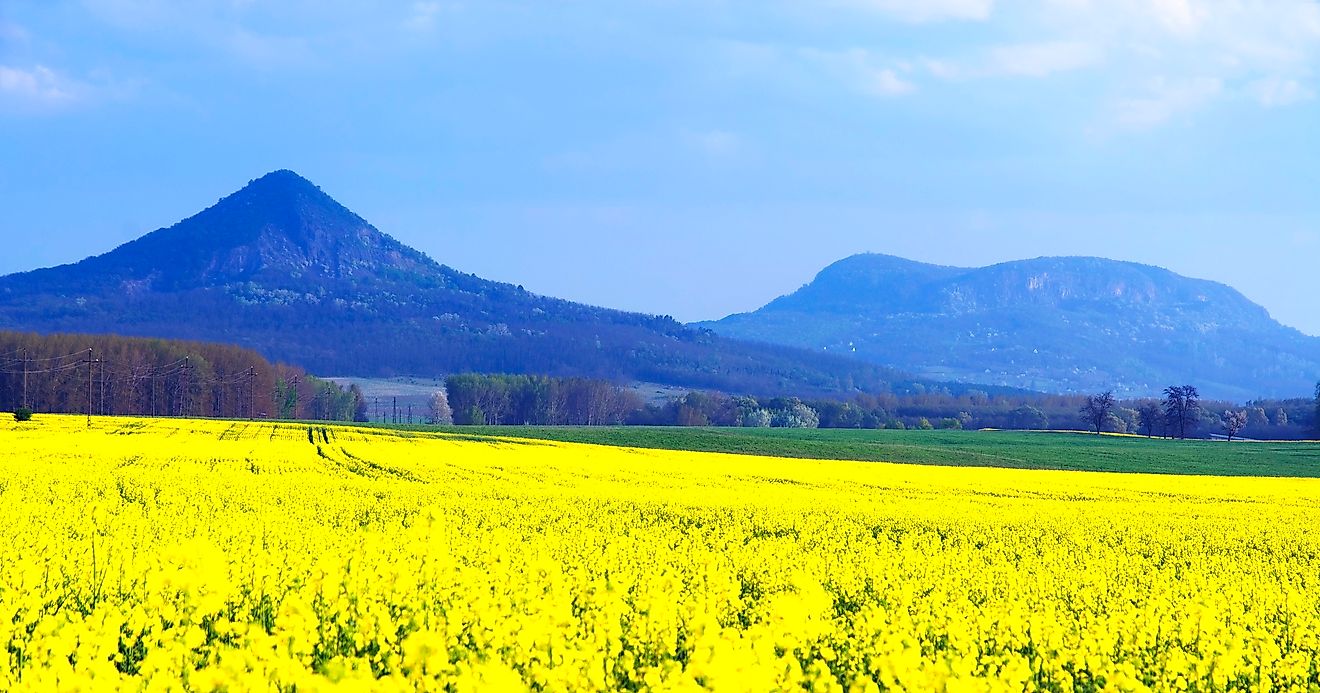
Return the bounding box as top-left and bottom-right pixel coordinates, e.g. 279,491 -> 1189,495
291,375 -> 300,420
99,356 -> 106,416
407,404 -> 413,425
86,349 -> 94,428
180,356 -> 193,418
20,348 -> 28,410
249,368 -> 257,419
393,397 -> 398,424
133,366 -> 144,418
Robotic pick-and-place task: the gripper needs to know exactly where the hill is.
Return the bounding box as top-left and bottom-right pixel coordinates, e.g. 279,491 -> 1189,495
0,171 -> 905,397
702,253 -> 1320,400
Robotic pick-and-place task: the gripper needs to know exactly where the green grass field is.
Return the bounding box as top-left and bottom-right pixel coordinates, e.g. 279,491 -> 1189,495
373,425 -> 1320,478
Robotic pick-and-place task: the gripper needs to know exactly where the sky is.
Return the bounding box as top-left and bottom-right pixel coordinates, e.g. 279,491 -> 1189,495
2,0 -> 1320,332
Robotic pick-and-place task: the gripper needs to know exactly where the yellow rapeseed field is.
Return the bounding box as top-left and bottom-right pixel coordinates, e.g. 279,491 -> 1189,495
1,416 -> 1318,692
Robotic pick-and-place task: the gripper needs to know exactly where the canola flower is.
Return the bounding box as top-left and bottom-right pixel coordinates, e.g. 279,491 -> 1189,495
1,415 -> 1319,692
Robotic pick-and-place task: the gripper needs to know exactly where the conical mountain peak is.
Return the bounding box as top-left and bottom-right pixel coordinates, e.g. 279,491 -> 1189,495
49,170 -> 438,290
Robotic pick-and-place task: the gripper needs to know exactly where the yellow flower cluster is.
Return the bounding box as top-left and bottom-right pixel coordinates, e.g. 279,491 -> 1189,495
1,415 -> 1319,691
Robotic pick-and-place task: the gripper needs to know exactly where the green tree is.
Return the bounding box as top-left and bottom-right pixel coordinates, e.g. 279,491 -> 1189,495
460,404 -> 485,426
1010,405 -> 1050,430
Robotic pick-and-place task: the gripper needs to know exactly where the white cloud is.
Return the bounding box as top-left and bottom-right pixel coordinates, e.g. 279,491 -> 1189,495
1251,76 -> 1314,107
1112,77 -> 1221,129
0,65 -> 83,109
929,41 -> 1103,79
1147,0 -> 1202,36
866,67 -> 915,95
404,1 -> 462,32
985,41 -> 1102,77
838,0 -> 994,23
802,48 -> 917,97
912,0 -> 1320,127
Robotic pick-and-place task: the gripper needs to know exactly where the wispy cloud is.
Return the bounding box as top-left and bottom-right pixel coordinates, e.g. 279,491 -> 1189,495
927,41 -> 1103,79
0,65 -> 85,110
866,67 -> 915,95
1251,76 -> 1314,108
802,48 -> 916,97
770,0 -> 1320,129
836,0 -> 994,23
984,41 -> 1103,78
1112,77 -> 1222,129
404,1 -> 461,32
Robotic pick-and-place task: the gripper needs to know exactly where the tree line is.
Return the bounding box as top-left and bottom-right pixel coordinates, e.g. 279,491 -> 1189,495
436,374 -> 640,426
425,372 -> 1319,440
9,328 -> 1316,439
0,331 -> 365,422
1078,384 -> 1320,441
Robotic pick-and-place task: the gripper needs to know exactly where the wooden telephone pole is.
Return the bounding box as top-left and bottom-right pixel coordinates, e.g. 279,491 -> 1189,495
20,348 -> 28,410
86,349 -> 95,427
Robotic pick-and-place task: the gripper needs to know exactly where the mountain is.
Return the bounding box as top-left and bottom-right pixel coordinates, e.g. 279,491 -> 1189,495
701,253 -> 1320,400
0,171 -> 905,397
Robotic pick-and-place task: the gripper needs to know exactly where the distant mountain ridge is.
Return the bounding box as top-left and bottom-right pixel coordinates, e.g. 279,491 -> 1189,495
702,253 -> 1320,400
0,171 -> 907,397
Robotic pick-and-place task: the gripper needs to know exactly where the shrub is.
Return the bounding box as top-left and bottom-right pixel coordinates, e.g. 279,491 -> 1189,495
13,407 -> 33,422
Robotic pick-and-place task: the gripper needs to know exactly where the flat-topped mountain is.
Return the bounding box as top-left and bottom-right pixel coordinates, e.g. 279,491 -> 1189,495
702,253 -> 1320,399
0,172 -> 905,396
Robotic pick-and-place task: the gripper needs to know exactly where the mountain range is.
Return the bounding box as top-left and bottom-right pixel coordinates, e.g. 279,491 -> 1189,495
0,171 -> 904,397
702,253 -> 1320,400
4,171 -> 1314,402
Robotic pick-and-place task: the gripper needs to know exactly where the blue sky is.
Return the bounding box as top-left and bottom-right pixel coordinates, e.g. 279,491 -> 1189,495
3,0 -> 1320,332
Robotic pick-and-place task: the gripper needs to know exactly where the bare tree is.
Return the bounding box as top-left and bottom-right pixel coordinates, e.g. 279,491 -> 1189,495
1222,410 -> 1248,442
1315,381 -> 1320,436
1163,385 -> 1200,439
1136,401 -> 1162,438
1079,391 -> 1117,435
